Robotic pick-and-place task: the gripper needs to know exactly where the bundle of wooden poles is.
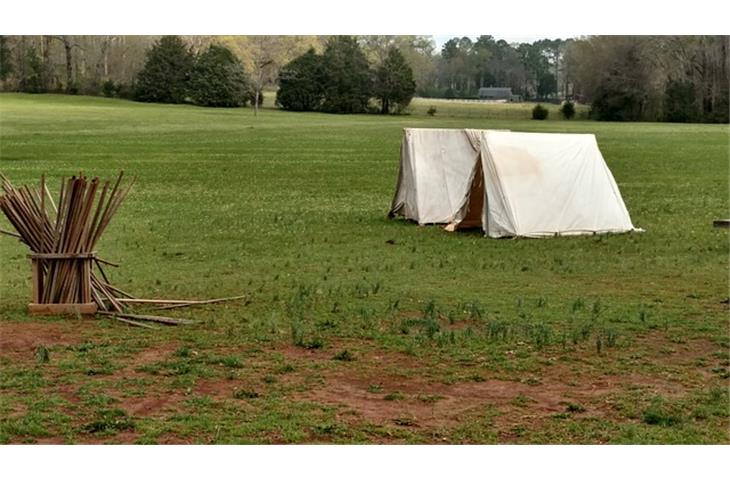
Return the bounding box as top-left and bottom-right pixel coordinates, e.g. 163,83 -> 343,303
0,172 -> 244,328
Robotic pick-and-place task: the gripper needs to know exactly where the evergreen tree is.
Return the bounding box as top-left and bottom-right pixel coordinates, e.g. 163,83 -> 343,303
276,48 -> 324,111
189,44 -> 250,107
663,79 -> 697,123
320,36 -> 372,114
0,36 -> 12,82
134,36 -> 194,104
373,47 -> 416,114
19,47 -> 45,93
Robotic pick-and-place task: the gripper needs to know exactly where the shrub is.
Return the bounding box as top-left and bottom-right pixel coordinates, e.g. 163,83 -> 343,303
116,83 -> 134,100
101,80 -> 116,98
560,101 -> 576,119
590,81 -> 645,121
664,79 -> 697,123
427,106 -> 437,116
81,79 -> 101,96
35,345 -> 50,363
83,409 -> 134,433
642,397 -> 682,426
233,388 -> 259,399
333,350 -> 355,362
134,36 -> 194,104
189,44 -> 250,108
532,104 -> 549,120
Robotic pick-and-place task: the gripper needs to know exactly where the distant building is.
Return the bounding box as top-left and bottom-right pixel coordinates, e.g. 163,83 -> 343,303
478,87 -> 520,102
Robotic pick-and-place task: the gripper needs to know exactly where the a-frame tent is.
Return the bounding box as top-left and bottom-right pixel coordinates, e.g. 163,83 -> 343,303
388,128 -> 639,238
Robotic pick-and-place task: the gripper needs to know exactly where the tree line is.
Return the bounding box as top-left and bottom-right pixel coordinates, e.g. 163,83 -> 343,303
567,36 -> 728,123
277,36 -> 415,114
0,35 -> 727,122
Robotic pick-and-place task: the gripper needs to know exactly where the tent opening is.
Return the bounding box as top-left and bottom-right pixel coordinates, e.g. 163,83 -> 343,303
447,161 -> 485,231
460,162 -> 486,229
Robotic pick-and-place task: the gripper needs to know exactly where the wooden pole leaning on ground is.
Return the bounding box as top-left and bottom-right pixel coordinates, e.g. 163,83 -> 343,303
0,172 -> 246,328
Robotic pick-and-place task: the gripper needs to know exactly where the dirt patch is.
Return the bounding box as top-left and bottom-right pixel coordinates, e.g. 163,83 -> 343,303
81,431 -> 140,445
128,343 -> 180,367
109,343 -> 186,416
55,382 -> 82,405
195,378 -> 238,398
0,319 -> 100,360
156,433 -> 195,445
295,369 -> 567,429
33,436 -> 67,445
119,390 -> 186,417
285,336 -> 709,438
111,342 -> 181,376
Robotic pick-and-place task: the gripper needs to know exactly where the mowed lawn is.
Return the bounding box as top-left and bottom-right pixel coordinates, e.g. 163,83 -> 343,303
0,93 -> 728,444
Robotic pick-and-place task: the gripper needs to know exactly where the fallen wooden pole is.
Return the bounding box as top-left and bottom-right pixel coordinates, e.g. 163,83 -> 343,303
98,310 -> 197,325
115,298 -> 197,305
95,257 -> 120,268
0,228 -> 22,239
155,294 -> 248,310
110,316 -> 160,329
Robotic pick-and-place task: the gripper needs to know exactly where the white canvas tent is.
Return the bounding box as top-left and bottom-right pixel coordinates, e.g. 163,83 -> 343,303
388,128 -> 639,238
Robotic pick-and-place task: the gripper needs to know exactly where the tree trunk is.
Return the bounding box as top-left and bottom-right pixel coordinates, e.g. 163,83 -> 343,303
17,37 -> 27,91
41,35 -> 52,90
64,40 -> 73,91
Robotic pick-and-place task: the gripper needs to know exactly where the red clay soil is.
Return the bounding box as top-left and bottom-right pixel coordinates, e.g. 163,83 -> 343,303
119,391 -> 187,417
0,319 -> 100,360
293,366 -> 584,429
285,335 -> 717,435
2,321 -> 722,444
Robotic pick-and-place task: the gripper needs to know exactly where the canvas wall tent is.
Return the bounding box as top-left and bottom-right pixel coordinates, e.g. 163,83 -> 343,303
388,128 -> 640,238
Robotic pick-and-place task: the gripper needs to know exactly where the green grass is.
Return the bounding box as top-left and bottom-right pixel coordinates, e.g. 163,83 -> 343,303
0,93 -> 728,444
408,97 -> 590,119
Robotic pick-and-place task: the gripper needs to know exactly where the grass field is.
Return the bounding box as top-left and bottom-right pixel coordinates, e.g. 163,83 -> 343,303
0,93 -> 728,444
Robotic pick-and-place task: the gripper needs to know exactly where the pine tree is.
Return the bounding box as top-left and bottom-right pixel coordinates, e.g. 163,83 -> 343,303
373,47 -> 416,114
189,44 -> 250,107
276,48 -> 324,112
320,36 -> 372,114
134,36 -> 194,104
19,47 -> 45,93
0,36 -> 13,82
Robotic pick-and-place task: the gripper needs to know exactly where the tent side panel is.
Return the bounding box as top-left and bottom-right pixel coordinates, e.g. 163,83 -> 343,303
410,129 -> 480,224
592,136 -> 636,231
388,132 -> 419,220
480,133 -> 519,237
481,132 -> 636,237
